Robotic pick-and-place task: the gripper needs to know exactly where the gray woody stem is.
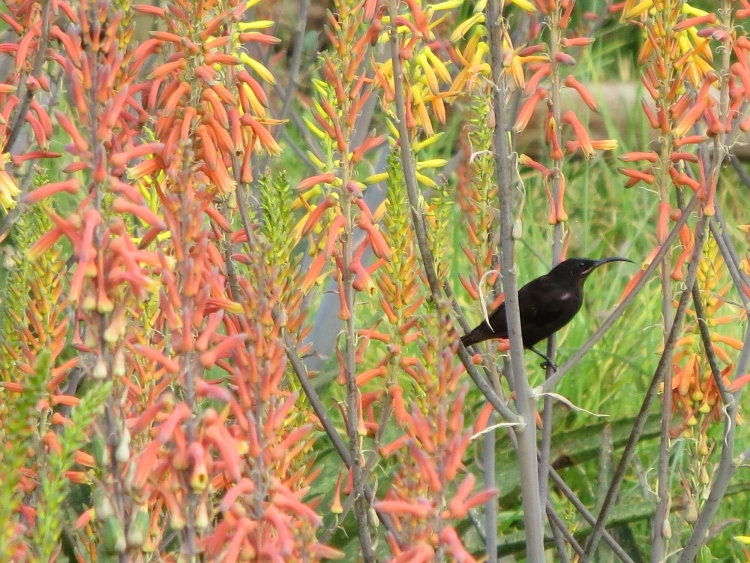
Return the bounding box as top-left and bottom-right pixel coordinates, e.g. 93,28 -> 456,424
487,0 -> 545,559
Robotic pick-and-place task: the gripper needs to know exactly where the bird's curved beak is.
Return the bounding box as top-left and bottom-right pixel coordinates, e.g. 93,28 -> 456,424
584,257 -> 634,275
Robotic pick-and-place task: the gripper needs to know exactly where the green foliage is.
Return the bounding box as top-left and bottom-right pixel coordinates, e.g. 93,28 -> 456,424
383,151 -> 413,282
0,351 -> 49,556
33,373 -> 110,559
0,207 -> 49,361
258,171 -> 298,273
427,181 -> 453,281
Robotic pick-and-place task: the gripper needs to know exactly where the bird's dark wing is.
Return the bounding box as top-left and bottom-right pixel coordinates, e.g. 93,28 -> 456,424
461,271 -> 584,348
516,275 -> 582,345
460,301 -> 508,346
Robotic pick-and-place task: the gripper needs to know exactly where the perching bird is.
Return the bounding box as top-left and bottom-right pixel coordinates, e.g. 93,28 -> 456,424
461,257 -> 633,368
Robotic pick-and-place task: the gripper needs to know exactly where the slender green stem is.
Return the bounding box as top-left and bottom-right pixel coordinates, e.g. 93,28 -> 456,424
540,0 -> 565,524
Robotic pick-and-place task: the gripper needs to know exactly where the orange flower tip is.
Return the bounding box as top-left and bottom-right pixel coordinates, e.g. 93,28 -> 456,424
554,52 -> 576,65
618,151 -> 658,163
0,382 -> 24,393
23,179 -> 80,203
346,180 -> 364,198
561,37 -> 594,47
698,27 -> 725,40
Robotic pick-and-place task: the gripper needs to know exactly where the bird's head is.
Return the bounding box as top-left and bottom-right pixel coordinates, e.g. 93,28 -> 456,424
551,257 -> 634,284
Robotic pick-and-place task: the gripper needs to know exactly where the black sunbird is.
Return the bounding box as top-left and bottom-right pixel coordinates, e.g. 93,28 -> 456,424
461,257 -> 633,368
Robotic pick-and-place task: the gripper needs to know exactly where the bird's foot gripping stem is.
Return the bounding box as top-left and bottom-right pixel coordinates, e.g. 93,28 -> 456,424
529,346 -> 557,371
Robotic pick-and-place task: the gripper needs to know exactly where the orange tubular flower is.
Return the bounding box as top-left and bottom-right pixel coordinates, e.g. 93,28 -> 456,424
519,154 -> 553,177
618,167 -> 655,186
514,87 -> 547,132
24,179 -> 80,204
562,111 -> 594,158
563,75 -> 599,111
673,96 -> 709,137
619,151 -> 659,163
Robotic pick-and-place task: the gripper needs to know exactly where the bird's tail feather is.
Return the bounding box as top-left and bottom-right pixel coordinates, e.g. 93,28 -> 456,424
460,330 -> 482,347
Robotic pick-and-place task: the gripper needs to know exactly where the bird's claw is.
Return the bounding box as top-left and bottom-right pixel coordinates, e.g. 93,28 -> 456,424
540,360 -> 557,371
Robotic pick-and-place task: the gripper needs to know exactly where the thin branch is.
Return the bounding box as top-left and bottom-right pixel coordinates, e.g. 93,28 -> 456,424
467,508 -> 487,544
547,467 -> 636,563
709,218 -> 750,307
692,284 -> 731,404
541,0 -> 567,518
382,0 -> 518,428
221,201 -> 241,302
279,0 -> 310,122
0,67 -> 63,240
483,422 -> 498,563
281,330 -> 401,544
542,193 -> 698,393
539,357 -> 555,511
652,180 -> 684,562
678,202 -> 750,561
712,205 -> 750,295
340,123 -> 376,562
458,345 -> 520,422
546,504 -> 581,559
581,216 -> 708,561
386,8 -> 441,303
7,0 -> 51,151
548,521 -> 572,563
729,153 -> 750,192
